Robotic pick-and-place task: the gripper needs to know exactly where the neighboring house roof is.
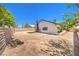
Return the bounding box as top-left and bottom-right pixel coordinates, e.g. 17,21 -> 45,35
75,26 -> 79,29
30,25 -> 35,27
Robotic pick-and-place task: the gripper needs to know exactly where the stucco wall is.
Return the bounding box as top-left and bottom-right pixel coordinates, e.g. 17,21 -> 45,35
38,21 -> 58,34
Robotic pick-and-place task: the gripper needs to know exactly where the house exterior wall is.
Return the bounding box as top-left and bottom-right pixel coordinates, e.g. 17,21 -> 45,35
38,21 -> 58,34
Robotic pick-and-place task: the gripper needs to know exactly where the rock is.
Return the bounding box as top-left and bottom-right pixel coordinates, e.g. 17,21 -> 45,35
14,39 -> 24,45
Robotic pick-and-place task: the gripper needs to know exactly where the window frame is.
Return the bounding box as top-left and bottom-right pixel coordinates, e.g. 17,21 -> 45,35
42,27 -> 48,31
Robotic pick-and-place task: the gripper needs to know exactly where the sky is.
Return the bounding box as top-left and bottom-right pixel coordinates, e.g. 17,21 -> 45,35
1,3 -> 78,27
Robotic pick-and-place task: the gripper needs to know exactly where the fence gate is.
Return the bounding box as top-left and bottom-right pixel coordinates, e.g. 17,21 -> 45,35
0,28 -> 6,55
0,26 -> 16,55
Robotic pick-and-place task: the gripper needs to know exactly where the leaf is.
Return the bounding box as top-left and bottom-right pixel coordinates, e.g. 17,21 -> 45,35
0,5 -> 16,27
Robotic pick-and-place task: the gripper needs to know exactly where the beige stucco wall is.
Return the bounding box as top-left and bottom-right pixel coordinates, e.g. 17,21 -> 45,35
38,21 -> 58,34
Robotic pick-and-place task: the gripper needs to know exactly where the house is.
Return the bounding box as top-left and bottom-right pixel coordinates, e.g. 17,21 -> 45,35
35,20 -> 60,35
75,26 -> 79,29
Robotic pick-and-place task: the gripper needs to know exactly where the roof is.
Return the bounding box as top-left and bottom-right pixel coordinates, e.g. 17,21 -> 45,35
75,26 -> 79,29
37,19 -> 61,25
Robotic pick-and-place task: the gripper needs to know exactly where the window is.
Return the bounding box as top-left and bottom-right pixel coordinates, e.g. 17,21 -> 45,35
42,27 -> 48,31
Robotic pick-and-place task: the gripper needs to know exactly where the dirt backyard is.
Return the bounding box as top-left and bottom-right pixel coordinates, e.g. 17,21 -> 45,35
2,31 -> 74,56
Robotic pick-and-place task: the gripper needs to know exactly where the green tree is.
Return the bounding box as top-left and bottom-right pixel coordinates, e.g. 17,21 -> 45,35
0,5 -> 16,27
72,12 -> 79,19
23,23 -> 31,28
67,3 -> 79,8
63,18 -> 75,31
62,4 -> 79,31
63,13 -> 71,18
67,4 -> 79,26
62,13 -> 77,31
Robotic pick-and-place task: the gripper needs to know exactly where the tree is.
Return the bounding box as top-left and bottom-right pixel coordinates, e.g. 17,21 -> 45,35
62,4 -> 79,31
0,5 -> 16,27
67,3 -> 79,8
62,13 -> 77,31
23,23 -> 31,28
63,18 -> 75,31
63,13 -> 71,18
67,4 -> 79,26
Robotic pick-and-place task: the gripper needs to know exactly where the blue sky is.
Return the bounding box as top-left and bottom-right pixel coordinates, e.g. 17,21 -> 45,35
1,3 -> 78,27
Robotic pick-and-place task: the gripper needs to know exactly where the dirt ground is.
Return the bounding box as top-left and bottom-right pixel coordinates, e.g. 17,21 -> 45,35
2,31 -> 74,56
